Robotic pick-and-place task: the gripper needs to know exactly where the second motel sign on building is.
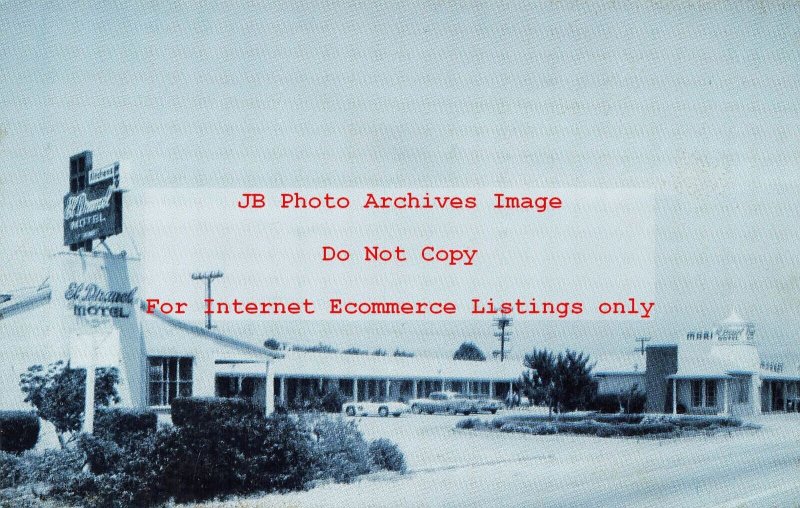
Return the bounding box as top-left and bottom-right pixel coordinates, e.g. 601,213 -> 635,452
63,151 -> 123,251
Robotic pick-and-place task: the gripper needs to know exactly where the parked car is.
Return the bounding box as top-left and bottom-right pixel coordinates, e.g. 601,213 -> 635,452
342,399 -> 410,417
476,397 -> 504,414
409,391 -> 503,415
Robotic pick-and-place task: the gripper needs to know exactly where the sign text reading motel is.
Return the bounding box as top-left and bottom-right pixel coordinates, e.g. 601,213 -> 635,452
66,282 -> 137,319
63,151 -> 123,251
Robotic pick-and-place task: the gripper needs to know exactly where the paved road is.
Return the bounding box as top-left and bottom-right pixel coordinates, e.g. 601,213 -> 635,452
202,412 -> 800,508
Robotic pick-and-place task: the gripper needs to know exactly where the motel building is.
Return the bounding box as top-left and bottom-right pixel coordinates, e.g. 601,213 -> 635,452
1,258 -> 798,420
1,253 -> 798,421
641,312 -> 800,416
0,250 -> 521,416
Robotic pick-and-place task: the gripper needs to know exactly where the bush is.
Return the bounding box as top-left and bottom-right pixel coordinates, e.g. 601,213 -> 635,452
530,423 -> 558,435
555,422 -> 602,435
499,423 -> 525,433
616,423 -> 676,436
319,388 -> 348,414
594,425 -> 621,438
94,408 -> 157,446
290,387 -> 349,413
306,414 -> 372,483
589,394 -> 622,413
456,417 -> 482,430
369,438 -> 407,473
626,392 -> 646,413
151,412 -> 316,502
0,411 -> 39,453
170,396 -> 260,427
16,447 -> 84,486
77,434 -> 123,475
589,391 -> 646,414
654,415 -> 742,430
16,410 -> 387,506
0,452 -> 21,489
591,414 -> 645,425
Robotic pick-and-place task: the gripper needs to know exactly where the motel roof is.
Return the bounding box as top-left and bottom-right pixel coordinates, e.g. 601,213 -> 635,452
140,300 -> 522,382
593,355 -> 645,376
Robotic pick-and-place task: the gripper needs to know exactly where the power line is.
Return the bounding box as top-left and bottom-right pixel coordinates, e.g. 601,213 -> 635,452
493,317 -> 513,362
635,336 -> 651,356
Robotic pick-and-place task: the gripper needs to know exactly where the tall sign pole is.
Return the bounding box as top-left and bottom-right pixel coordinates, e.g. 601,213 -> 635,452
192,271 -> 224,329
63,151 -> 126,434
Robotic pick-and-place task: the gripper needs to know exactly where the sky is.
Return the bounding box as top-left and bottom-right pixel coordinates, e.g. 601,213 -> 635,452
1,1 -> 799,360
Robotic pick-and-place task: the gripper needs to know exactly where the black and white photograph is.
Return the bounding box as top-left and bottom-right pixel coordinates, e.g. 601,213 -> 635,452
1,1 -> 800,507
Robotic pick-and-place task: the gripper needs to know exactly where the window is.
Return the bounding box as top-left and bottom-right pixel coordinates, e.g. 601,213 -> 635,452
691,380 -> 703,407
149,357 -> 193,406
690,379 -> 719,408
706,380 -> 716,407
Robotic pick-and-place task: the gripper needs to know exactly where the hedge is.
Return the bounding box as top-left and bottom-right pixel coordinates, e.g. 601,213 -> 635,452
170,397 -> 261,427
94,408 -> 157,446
0,411 -> 39,453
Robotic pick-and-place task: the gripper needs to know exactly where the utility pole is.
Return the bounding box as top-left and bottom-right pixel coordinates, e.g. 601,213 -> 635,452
493,317 -> 513,362
635,336 -> 651,356
192,271 -> 224,330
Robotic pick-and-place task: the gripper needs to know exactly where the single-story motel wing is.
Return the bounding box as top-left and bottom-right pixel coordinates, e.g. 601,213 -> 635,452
1,250 -> 798,418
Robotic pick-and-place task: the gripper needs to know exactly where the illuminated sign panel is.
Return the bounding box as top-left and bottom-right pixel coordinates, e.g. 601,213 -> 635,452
63,151 -> 123,249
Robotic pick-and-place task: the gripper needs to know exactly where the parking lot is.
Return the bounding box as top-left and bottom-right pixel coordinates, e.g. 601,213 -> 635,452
201,410 -> 800,508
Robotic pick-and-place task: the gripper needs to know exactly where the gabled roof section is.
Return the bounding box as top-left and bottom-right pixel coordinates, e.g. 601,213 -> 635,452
0,285 -> 52,320
139,301 -> 282,358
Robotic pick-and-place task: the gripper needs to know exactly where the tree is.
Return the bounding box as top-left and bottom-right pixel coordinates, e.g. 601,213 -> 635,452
264,338 -> 281,350
19,360 -> 120,447
521,349 -> 556,417
552,350 -> 594,413
291,343 -> 338,353
342,347 -> 368,355
521,349 -> 594,418
453,342 -> 486,361
392,349 -> 415,358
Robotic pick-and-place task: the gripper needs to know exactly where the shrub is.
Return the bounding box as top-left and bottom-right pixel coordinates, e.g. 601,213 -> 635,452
0,411 -> 39,453
530,423 -> 558,435
170,396 -> 260,427
290,386 -> 349,413
616,423 -> 676,436
0,452 -> 20,489
319,388 -> 348,413
625,392 -> 646,413
77,434 -> 123,474
594,425 -> 621,438
16,447 -> 84,486
499,423 -> 524,433
555,422 -> 601,435
369,438 -> 407,473
151,412 -> 316,502
94,408 -> 157,447
306,414 -> 372,483
589,391 -> 646,414
456,417 -> 482,430
644,415 -> 742,430
591,414 -> 645,425
589,394 -> 622,413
